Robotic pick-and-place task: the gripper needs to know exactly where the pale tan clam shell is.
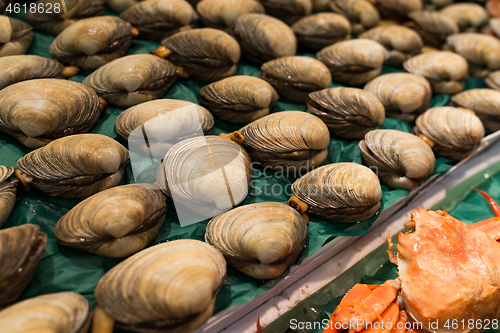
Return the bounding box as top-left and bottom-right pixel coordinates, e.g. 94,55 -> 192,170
450,89 -> 500,132
0,79 -> 104,149
403,51 -> 468,94
414,107 -> 484,160
485,70 -> 500,90
359,129 -> 435,190
259,56 -> 332,103
291,162 -> 382,222
440,3 -> 487,32
407,11 -> 459,47
307,87 -> 385,139
0,16 -> 34,57
490,18 -> 500,39
94,239 -> 226,333
374,0 -> 422,21
329,0 -> 379,35
260,0 -> 312,25
197,0 -> 264,31
291,13 -> 351,51
0,292 -> 91,333
200,75 -> 278,124
206,202 -> 308,279
317,39 -> 389,86
106,0 -> 137,12
364,73 -> 432,121
0,166 -> 17,228
17,134 -> 130,199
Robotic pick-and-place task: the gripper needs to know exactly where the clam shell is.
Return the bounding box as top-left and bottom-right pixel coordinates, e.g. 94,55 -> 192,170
197,0 -> 265,31
0,224 -> 48,309
490,18 -> 500,39
450,89 -> 500,132
0,166 -> 17,228
106,0 -> 137,12
49,16 -> 133,71
414,107 -> 484,160
423,0 -> 453,10
312,0 -> 329,11
440,3 -> 487,32
0,16 -> 34,57
363,73 -> 432,121
485,70 -> 500,90
307,87 -> 385,139
161,28 -> 240,82
17,134 -> 130,199
359,129 -> 435,190
291,162 -> 382,222
232,13 -> 297,66
239,111 -> 330,172
0,79 -> 104,149
407,11 -> 459,47
328,0 -> 380,35
260,0 -> 312,25
120,0 -> 198,41
200,75 -> 278,124
317,39 -> 389,86
374,0 -> 422,21
291,13 -> 351,51
55,184 -> 167,258
82,54 -> 176,108
206,202 -> 308,279
94,239 -> 226,333
403,51 -> 468,94
0,292 -> 91,333
259,56 -> 332,103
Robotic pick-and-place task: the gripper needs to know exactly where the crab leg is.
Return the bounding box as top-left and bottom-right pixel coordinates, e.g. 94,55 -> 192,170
391,311 -> 407,333
472,189 -> 500,241
362,302 -> 400,333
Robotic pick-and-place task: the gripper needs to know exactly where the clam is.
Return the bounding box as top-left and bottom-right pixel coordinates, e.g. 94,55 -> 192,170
288,162 -> 382,222
156,136 -> 251,218
445,33 -> 500,79
120,0 -> 198,41
440,3 -> 488,32
359,129 -> 435,190
239,111 -> 330,173
0,16 -> 34,57
49,16 -> 134,71
312,0 -> 329,11
485,70 -> 500,90
0,79 -> 105,149
0,166 -> 17,227
359,25 -> 423,67
152,28 -> 240,82
26,0 -> 106,35
55,184 -> 167,258
414,107 -> 484,160
407,11 -> 459,48
364,73 -> 432,121
490,18 -> 500,39
0,292 -> 91,333
16,134 -> 130,199
206,202 -> 308,279
328,0 -> 380,35
0,224 -> 48,309
317,39 -> 389,86
423,0 -> 453,11
259,56 -> 332,103
92,240 -> 226,333
116,99 -> 214,158
231,13 -> 297,66
291,13 -> 351,51
403,51 -> 468,94
260,0 -> 312,25
450,89 -> 500,132
200,75 -> 278,124
106,0 -> 137,12
374,0 -> 422,21
307,87 -> 385,139
196,0 -> 264,31
82,54 -> 176,108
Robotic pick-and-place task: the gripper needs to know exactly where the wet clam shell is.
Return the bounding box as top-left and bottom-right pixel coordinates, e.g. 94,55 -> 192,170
206,202 -> 308,279
94,239 -> 226,333
259,56 -> 332,103
423,0 -> 453,11
291,13 -> 351,51
374,0 -> 422,21
407,11 -> 459,48
0,166 -> 17,228
414,107 -> 484,160
440,3 -> 488,32
0,224 -> 48,309
359,129 -> 435,190
106,0 -> 137,12
485,70 -> 500,90
200,75 -> 278,124
232,13 -> 297,66
82,54 -> 177,108
17,134 -> 130,199
291,162 -> 382,222
0,79 -> 104,149
49,16 -> 133,71
307,87 -> 385,139
403,51 -> 468,94
0,16 -> 34,57
196,0 -> 264,31
260,0 -> 312,25
328,0 -> 380,35
450,89 -> 500,132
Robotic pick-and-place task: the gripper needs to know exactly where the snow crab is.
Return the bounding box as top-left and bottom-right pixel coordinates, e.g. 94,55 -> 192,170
323,189 -> 500,333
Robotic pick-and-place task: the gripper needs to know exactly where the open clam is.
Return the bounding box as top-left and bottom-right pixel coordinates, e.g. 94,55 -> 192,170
329,0 -> 380,35
197,0 -> 264,31
374,0 -> 422,21
414,107 -> 484,160
0,292 -> 91,333
260,0 -> 312,25
359,129 -> 435,190
49,16 -> 134,71
239,111 -> 330,173
0,224 -> 48,309
0,166 -> 17,227
259,56 -> 332,103
92,239 -> 226,333
200,75 -> 278,124
16,134 -> 130,199
0,16 -> 34,57
317,39 -> 388,86
403,51 -> 468,94
486,70 -> 500,90
364,73 -> 432,121
206,202 -> 308,279
407,11 -> 459,48
82,54 -> 176,108
291,13 -> 351,51
450,89 -> 500,132
440,3 -> 487,32
307,87 -> 385,139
